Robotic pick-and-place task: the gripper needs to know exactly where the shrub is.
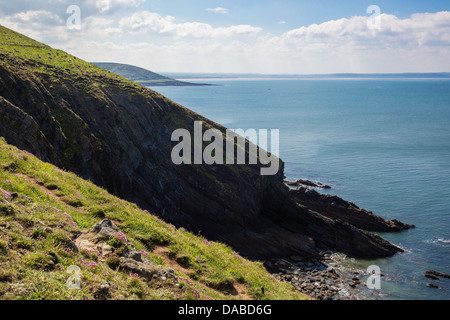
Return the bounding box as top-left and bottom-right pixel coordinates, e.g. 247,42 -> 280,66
23,252 -> 51,270
106,255 -> 120,270
0,204 -> 14,216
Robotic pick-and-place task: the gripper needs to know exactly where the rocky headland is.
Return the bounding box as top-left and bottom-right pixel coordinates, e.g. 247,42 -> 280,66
0,25 -> 415,299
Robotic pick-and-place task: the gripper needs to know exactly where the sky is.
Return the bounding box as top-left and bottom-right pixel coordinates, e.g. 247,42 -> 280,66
0,0 -> 449,74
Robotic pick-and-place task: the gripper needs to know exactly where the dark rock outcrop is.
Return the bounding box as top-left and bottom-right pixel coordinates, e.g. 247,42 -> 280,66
289,186 -> 415,232
0,26 -> 413,261
284,179 -> 332,189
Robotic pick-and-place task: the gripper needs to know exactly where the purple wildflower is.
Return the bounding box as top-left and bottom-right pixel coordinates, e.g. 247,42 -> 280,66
139,250 -> 150,257
115,232 -> 128,244
0,187 -> 12,201
232,252 -> 244,262
64,247 -> 75,255
80,259 -> 98,270
62,212 -> 77,227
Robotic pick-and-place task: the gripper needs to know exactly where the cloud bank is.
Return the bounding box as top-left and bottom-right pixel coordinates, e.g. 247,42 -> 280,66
0,3 -> 449,73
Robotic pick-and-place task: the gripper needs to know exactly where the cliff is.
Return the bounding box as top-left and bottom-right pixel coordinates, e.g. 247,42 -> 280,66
0,25 -> 412,262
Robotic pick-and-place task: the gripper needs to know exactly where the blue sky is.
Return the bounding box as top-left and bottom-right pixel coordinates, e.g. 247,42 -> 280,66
0,0 -> 449,74
144,0 -> 449,28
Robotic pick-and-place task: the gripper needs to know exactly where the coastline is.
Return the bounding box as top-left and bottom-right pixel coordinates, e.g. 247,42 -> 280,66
266,252 -> 375,300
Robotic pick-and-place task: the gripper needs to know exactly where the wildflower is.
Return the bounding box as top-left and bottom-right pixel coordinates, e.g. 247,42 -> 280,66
115,232 -> 128,244
80,259 -> 98,270
204,239 -> 212,246
64,247 -> 75,255
232,252 -> 243,262
0,187 -> 12,201
139,250 -> 150,257
62,212 -> 77,227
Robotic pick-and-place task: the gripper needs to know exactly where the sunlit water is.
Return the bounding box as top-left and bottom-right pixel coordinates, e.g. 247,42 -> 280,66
153,79 -> 450,300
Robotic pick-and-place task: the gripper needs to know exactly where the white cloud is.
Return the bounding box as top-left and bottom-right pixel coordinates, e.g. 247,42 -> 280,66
206,7 -> 229,14
278,21 -> 286,25
119,11 -> 261,38
1,7 -> 449,74
281,12 -> 450,49
87,0 -> 144,13
5,10 -> 63,25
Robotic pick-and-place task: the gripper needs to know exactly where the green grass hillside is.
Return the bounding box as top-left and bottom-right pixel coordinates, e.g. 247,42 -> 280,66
0,25 -> 146,93
0,138 -> 307,300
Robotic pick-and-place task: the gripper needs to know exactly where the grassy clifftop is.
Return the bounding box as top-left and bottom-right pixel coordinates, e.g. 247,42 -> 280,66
0,138 -> 306,300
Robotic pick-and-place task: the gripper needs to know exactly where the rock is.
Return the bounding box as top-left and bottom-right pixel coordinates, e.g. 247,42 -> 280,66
289,187 -> 415,233
94,284 -> 110,299
425,270 -> 450,279
427,283 -> 440,289
119,257 -> 160,280
74,220 -> 119,260
272,259 -> 296,273
290,255 -> 303,262
284,179 -> 332,189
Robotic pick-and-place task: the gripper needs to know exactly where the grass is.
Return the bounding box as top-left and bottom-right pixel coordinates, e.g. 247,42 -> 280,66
0,25 -> 143,96
0,138 -> 308,300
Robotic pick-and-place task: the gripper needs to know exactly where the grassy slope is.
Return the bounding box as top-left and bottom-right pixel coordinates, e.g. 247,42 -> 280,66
0,139 -> 307,300
0,25 -> 145,94
0,25 -> 306,300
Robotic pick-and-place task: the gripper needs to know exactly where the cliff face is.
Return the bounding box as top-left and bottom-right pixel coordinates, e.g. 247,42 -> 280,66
0,25 -> 411,260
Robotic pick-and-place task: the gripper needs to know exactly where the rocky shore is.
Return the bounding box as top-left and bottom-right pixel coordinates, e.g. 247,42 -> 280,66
265,252 -> 379,300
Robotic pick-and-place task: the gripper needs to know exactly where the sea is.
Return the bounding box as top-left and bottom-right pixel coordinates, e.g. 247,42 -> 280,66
152,78 -> 450,300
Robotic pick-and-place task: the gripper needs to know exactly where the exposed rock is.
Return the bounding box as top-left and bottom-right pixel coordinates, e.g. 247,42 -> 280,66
425,270 -> 450,279
94,284 -> 110,300
74,219 -> 118,260
425,274 -> 439,280
289,187 -> 415,232
118,257 -> 161,280
284,179 -> 332,189
73,219 -> 177,282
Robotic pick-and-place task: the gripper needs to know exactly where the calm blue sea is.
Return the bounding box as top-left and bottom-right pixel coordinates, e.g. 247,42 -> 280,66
153,79 -> 450,300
